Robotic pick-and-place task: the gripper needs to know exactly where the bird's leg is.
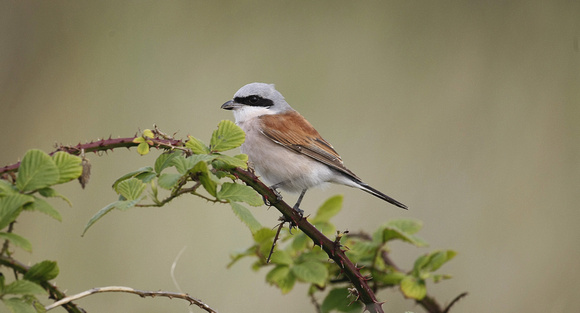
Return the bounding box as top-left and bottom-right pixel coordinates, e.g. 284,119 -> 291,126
263,182 -> 285,206
292,189 -> 307,216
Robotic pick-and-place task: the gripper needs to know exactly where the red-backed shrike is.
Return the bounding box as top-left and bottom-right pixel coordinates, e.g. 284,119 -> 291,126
221,83 -> 407,211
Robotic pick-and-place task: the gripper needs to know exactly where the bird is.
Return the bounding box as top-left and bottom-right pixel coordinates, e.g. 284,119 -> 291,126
221,82 -> 407,212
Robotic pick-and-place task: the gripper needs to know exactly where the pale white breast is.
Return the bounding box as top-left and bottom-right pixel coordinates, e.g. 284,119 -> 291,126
237,115 -> 336,193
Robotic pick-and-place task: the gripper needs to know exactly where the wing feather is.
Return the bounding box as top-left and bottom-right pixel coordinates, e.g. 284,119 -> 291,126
258,112 -> 361,181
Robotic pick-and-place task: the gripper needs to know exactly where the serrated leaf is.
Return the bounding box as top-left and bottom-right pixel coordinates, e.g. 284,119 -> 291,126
291,261 -> 328,286
51,152 -> 82,184
266,265 -> 295,294
218,182 -> 262,206
157,173 -> 182,190
400,275 -> 426,300
171,155 -> 215,175
185,136 -> 210,154
210,120 -> 245,152
321,287 -> 364,313
112,167 -> 154,190
24,196 -> 62,222
23,260 -> 59,282
115,178 -> 146,200
311,195 -> 343,223
154,151 -> 182,173
16,150 -> 60,192
3,298 -> 37,313
229,202 -> 262,234
4,280 -> 46,295
0,194 -> 34,230
192,161 -> 217,197
215,155 -> 248,169
0,232 -> 32,252
269,250 -> 293,266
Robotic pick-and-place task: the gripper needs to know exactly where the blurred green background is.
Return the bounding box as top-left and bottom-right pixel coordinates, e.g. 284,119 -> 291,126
1,1 -> 579,312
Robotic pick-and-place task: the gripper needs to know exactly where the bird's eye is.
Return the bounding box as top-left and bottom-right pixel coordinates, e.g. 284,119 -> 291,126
248,96 -> 259,104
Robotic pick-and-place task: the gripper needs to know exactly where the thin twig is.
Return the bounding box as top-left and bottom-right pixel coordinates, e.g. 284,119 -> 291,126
44,286 -> 219,313
266,221 -> 285,263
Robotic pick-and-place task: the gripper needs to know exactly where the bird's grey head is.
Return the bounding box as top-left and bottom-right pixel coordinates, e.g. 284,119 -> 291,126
221,83 -> 294,119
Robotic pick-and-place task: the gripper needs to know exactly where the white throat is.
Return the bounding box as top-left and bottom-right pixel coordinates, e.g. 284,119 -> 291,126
232,105 -> 275,124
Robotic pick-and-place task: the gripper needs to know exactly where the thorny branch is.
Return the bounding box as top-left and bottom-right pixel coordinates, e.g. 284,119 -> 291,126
44,286 -> 218,313
0,130 -> 465,313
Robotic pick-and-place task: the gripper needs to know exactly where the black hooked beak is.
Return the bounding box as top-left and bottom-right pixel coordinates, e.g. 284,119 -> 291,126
221,100 -> 236,110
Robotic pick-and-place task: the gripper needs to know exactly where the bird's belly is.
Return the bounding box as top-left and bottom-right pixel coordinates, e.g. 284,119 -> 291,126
241,133 -> 334,193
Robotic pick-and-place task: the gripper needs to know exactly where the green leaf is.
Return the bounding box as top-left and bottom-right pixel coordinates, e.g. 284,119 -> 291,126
37,187 -> 72,207
269,250 -> 293,266
16,150 -> 60,192
51,152 -> 82,184
24,196 -> 62,222
171,155 -> 215,175
4,280 -> 46,295
0,180 -> 18,196
210,120 -> 245,152
312,221 -> 335,237
137,142 -> 150,155
291,261 -> 328,286
154,151 -> 182,173
185,136 -> 210,154
266,265 -> 296,294
378,220 -> 428,247
345,240 -> 380,263
112,167 -> 154,190
3,298 -> 37,313
296,249 -> 328,263
115,178 -> 146,200
82,198 -> 147,236
23,260 -> 59,282
214,155 -> 248,169
432,274 -> 453,283
427,250 -> 456,272
253,227 -> 276,243
0,194 -> 34,230
192,161 -> 217,197
157,173 -> 182,190
375,271 -> 406,285
218,182 -> 262,206
311,195 -> 343,223
386,219 -> 423,235
414,250 -> 457,273
321,288 -> 363,313
400,275 -> 427,300
291,233 -> 311,251
83,202 -> 116,235
142,129 -> 154,138
229,202 -> 262,234
0,232 -> 32,252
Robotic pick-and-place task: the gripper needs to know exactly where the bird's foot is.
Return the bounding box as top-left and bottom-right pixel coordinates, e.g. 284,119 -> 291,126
263,186 -> 283,206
